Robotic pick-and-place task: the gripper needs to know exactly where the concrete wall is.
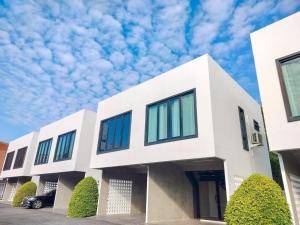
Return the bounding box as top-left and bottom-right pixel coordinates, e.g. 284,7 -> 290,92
97,168 -> 147,216
146,164 -> 193,223
208,56 -> 272,197
30,110 -> 96,175
251,12 -> 300,152
90,55 -> 216,169
1,132 -> 39,178
53,172 -> 84,211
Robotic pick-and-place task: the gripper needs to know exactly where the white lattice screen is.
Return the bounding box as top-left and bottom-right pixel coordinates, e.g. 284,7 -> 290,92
8,183 -> 17,201
290,174 -> 300,224
0,182 -> 6,199
107,179 -> 133,215
43,181 -> 57,193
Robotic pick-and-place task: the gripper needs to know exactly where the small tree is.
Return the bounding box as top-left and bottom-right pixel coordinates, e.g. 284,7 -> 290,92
224,173 -> 291,225
67,177 -> 98,218
13,181 -> 37,207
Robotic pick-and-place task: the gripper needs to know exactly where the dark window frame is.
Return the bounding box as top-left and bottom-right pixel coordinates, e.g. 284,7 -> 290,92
276,51 -> 300,122
3,151 -> 15,171
34,138 -> 53,165
238,107 -> 249,151
53,130 -> 76,162
97,111 -> 132,154
253,120 -> 260,132
145,89 -> 198,146
13,147 -> 27,169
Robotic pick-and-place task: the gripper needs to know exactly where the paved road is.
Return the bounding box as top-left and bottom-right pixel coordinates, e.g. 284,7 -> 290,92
0,203 -> 222,225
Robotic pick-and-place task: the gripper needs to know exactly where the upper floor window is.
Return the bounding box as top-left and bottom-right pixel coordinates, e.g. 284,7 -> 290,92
253,120 -> 260,132
54,130 -> 76,162
238,107 -> 249,151
3,151 -> 14,171
146,90 -> 197,145
277,53 -> 300,121
13,147 -> 27,169
97,111 -> 131,153
35,138 -> 53,165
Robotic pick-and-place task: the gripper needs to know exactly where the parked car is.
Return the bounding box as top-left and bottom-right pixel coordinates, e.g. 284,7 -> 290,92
22,189 -> 56,209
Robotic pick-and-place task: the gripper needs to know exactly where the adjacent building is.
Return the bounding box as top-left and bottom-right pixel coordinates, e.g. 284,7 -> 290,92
29,109 -> 100,212
90,54 -> 272,223
251,12 -> 300,225
0,132 -> 39,202
0,141 -> 8,199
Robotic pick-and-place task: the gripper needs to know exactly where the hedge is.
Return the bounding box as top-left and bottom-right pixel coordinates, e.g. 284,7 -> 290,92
67,177 -> 98,218
224,173 -> 291,225
12,181 -> 37,207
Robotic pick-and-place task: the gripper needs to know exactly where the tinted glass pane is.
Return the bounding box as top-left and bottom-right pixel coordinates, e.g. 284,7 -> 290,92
147,105 -> 158,143
170,99 -> 180,138
100,121 -> 108,151
281,57 -> 300,118
107,119 -> 116,150
3,151 -> 14,171
239,107 -> 249,151
158,103 -> 168,140
181,93 -> 196,136
114,116 -> 123,148
54,131 -> 76,161
13,147 -> 27,169
121,113 -> 131,148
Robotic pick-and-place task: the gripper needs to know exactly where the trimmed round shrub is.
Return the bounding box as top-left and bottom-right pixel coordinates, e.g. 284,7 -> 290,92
67,177 -> 98,218
224,173 -> 291,225
13,181 -> 37,207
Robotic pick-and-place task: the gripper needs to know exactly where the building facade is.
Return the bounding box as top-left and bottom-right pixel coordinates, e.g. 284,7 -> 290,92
251,12 -> 300,225
0,141 -> 8,199
90,54 -> 272,223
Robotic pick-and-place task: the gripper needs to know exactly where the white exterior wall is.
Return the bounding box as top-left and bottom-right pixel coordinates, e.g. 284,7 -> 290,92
251,12 -> 300,152
90,55 -> 216,168
30,109 -> 96,175
0,132 -> 39,178
208,56 -> 272,197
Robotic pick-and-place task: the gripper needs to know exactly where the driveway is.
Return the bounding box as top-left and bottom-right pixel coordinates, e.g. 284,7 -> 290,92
0,203 -> 222,225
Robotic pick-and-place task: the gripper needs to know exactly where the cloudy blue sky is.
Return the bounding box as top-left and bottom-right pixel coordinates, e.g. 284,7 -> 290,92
0,0 -> 299,142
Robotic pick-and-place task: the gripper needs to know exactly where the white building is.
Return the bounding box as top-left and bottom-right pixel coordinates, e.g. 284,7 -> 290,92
29,109 -> 100,212
251,12 -> 300,225
90,54 -> 272,223
0,132 -> 39,202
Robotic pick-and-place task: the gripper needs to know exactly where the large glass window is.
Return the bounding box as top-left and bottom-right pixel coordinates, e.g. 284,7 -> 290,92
98,111 -> 131,153
3,151 -> 14,171
54,130 -> 76,161
146,90 -> 197,145
34,138 -> 53,165
278,53 -> 300,121
238,107 -> 249,151
13,147 -> 27,169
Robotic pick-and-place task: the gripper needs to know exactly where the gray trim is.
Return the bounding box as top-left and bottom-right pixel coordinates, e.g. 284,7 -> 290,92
276,51 -> 300,122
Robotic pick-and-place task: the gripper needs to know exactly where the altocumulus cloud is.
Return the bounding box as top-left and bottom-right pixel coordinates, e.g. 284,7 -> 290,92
0,0 -> 299,133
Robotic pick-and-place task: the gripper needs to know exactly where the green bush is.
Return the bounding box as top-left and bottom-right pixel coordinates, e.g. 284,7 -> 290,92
270,152 -> 284,189
12,181 -> 37,207
224,173 -> 291,225
67,177 -> 98,218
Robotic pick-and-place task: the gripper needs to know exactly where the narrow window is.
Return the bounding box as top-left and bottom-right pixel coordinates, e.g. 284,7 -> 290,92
54,130 -> 76,161
35,138 -> 53,165
97,111 -> 132,153
253,120 -> 260,132
277,53 -> 300,121
238,107 -> 249,151
3,151 -> 15,171
13,147 -> 27,169
146,90 -> 197,145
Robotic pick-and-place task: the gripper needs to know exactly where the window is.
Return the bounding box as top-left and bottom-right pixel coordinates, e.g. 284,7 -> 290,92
253,120 -> 260,132
277,53 -> 300,121
54,130 -> 76,161
3,151 -> 15,171
238,107 -> 249,151
13,147 -> 27,169
146,90 -> 197,145
98,111 -> 131,153
35,138 -> 53,165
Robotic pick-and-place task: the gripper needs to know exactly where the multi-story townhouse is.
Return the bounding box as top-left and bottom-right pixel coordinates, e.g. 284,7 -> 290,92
29,109 -> 100,212
0,132 -> 39,202
251,12 -> 300,225
90,54 -> 272,223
